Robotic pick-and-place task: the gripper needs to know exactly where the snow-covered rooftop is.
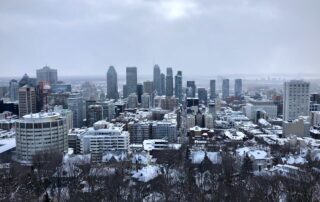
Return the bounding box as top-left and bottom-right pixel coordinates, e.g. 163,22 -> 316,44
0,138 -> 16,153
132,165 -> 161,182
236,147 -> 270,160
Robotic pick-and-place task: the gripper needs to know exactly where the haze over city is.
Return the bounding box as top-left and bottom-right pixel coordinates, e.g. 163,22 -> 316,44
1,1 -> 320,201
1,0 -> 320,76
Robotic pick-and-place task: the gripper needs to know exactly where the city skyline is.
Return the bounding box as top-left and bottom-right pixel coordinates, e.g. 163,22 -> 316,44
0,0 -> 320,77
1,1 -> 320,201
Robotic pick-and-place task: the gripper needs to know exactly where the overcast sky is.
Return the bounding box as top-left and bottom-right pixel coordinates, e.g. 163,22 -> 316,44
0,0 -> 319,77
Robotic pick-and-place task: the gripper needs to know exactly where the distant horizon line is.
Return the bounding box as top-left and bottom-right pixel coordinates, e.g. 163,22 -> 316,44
1,72 -> 319,79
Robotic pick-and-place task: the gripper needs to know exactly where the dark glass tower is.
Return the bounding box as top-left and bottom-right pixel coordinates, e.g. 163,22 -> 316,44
210,80 -> 216,100
153,64 -> 161,96
175,71 -> 183,103
166,67 -> 173,96
106,66 -> 119,100
222,79 -> 229,100
235,79 -> 242,97
126,67 -> 137,96
160,73 -> 165,96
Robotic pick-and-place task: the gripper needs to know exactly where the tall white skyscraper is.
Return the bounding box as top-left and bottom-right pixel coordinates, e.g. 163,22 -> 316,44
283,80 -> 310,121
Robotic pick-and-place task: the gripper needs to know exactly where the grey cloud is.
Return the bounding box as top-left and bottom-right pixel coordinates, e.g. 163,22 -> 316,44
0,0 -> 319,77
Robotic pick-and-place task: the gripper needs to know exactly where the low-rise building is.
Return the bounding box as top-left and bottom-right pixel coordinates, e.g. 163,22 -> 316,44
81,121 -> 129,162
283,117 -> 310,137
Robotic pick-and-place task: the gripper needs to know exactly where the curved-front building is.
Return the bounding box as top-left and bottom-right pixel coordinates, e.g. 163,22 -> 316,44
15,112 -> 69,163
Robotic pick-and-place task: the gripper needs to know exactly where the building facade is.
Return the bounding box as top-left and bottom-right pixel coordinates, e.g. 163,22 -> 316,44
283,80 -> 310,121
210,80 -> 216,100
153,64 -> 161,96
126,67 -> 138,96
67,93 -> 84,128
175,71 -> 183,103
187,81 -> 196,98
222,79 -> 229,100
36,66 -> 58,84
166,67 -> 173,96
106,66 -> 119,100
198,88 -> 208,105
15,112 -> 70,163
235,79 -> 242,97
18,85 -> 37,117
81,122 -> 129,162
9,79 -> 18,102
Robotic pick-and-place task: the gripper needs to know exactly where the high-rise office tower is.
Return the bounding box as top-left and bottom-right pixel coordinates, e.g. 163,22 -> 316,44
106,66 -> 119,100
143,81 -> 153,95
210,80 -> 216,100
235,79 -> 242,97
137,83 -> 143,103
68,93 -> 84,128
198,88 -> 208,105
187,81 -> 196,97
160,73 -> 165,96
175,71 -> 183,103
153,64 -> 161,95
126,67 -> 137,96
222,79 -> 230,100
283,80 -> 310,121
166,67 -> 174,96
18,85 -> 37,117
36,66 -> 58,84
9,79 -> 18,101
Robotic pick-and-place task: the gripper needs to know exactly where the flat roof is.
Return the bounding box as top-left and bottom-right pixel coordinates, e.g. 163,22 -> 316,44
0,138 -> 16,154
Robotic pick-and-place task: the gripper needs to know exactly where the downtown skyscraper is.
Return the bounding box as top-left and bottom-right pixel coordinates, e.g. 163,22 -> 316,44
210,80 -> 216,100
235,79 -> 242,97
126,67 -> 137,96
160,73 -> 166,96
153,64 -> 161,96
175,71 -> 183,103
166,67 -> 173,96
222,79 -> 229,100
106,66 -> 119,100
